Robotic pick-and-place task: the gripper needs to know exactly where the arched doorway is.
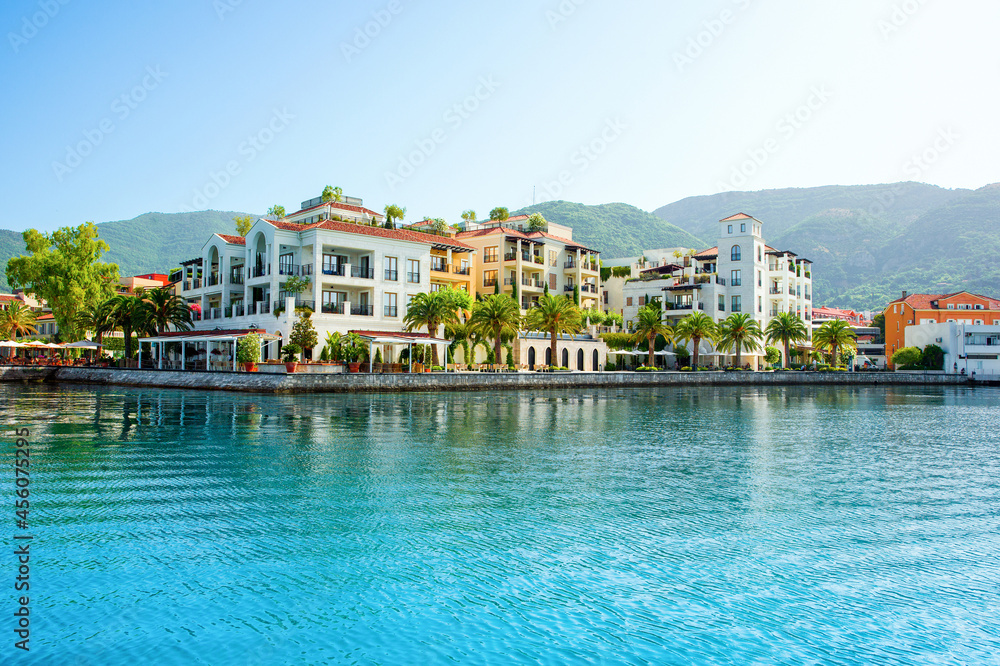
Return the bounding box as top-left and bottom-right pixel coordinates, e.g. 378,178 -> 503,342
593,349 -> 599,371
528,347 -> 536,370
577,349 -> 584,371
561,349 -> 569,368
545,347 -> 552,366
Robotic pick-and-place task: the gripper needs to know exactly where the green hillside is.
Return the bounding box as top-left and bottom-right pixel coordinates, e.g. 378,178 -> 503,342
513,201 -> 704,257
1,210 -> 253,293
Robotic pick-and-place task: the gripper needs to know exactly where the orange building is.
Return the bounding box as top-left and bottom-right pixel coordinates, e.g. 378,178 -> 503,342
883,291 -> 1000,366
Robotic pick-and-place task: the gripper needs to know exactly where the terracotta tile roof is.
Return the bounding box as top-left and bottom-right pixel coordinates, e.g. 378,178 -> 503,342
720,213 -> 755,222
216,234 -> 247,245
694,247 -> 718,258
0,294 -> 21,302
455,226 -> 529,240
266,219 -> 475,250
527,231 -> 597,252
36,313 -> 55,320
887,291 -> 1000,310
294,201 -> 383,218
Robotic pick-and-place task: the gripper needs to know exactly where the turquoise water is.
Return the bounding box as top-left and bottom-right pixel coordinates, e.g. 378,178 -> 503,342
3,384 -> 1000,665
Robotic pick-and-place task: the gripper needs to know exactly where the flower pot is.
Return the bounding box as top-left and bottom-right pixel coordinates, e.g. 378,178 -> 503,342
285,362 -> 298,373
243,362 -> 258,372
348,362 -> 361,373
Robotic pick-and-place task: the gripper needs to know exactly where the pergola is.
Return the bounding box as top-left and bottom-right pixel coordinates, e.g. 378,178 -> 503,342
351,331 -> 451,373
138,329 -> 280,371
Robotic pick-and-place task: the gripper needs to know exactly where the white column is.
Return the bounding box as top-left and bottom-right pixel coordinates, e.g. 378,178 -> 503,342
515,240 -> 523,305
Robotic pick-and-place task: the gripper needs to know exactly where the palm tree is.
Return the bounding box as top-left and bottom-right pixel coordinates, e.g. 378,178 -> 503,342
107,293 -> 153,360
525,294 -> 583,368
0,301 -> 37,340
765,312 -> 808,368
143,288 -> 193,335
75,301 -> 117,346
631,305 -> 672,368
468,294 -> 522,365
403,291 -> 460,366
674,311 -> 718,370
813,319 -> 857,367
716,313 -> 764,368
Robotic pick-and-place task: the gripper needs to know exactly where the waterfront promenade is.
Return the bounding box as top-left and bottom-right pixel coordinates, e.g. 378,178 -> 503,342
0,365 -> 975,394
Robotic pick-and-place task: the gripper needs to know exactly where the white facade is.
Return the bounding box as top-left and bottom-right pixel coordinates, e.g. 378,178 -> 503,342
905,321 -> 1000,376
178,217 -> 475,356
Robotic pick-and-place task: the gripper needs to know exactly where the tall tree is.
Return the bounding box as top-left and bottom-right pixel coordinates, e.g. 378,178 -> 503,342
403,291 -> 460,366
461,210 -> 477,225
384,204 -> 405,230
0,301 -> 37,340
143,288 -> 194,335
489,207 -> 509,222
632,305 -> 672,368
469,294 -> 521,366
813,319 -> 857,366
674,311 -> 717,370
322,185 -> 343,203
74,300 -> 116,346
6,222 -> 120,341
764,312 -> 808,369
527,213 -> 547,232
429,218 -> 448,234
525,293 -> 583,368
107,292 -> 153,360
234,215 -> 255,237
716,313 -> 764,368
267,205 -> 286,219
289,308 -> 318,355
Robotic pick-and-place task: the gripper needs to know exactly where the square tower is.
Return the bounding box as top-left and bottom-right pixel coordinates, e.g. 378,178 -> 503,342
717,213 -> 766,322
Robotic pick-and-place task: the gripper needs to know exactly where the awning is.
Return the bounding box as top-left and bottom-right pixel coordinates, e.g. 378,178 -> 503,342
0,340 -> 24,348
351,333 -> 451,345
63,340 -> 102,349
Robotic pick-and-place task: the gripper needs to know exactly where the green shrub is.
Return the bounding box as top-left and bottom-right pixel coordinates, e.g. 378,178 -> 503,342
921,344 -> 944,370
237,334 -> 261,364
891,346 -> 922,368
431,366 -> 444,372
680,366 -> 692,372
281,343 -> 301,362
636,366 -> 658,372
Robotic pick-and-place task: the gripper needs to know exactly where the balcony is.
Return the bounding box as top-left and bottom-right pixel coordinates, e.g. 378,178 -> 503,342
384,305 -> 398,318
252,266 -> 269,278
321,302 -> 345,315
564,285 -> 575,292
769,287 -> 783,295
230,270 -> 244,285
504,252 -> 532,262
192,311 -> 201,321
351,304 -> 374,317
256,301 -> 271,314
565,260 -> 577,269
192,278 -> 202,289
206,275 -> 221,287
431,260 -> 449,273
454,266 -> 471,275
230,304 -> 245,318
302,264 -> 313,276
522,277 -> 543,289
483,279 -> 498,288
278,264 -> 300,277
183,280 -> 192,291
716,276 -> 727,286
323,265 -> 346,277
581,284 -> 597,294
351,266 -> 374,279
504,278 -> 516,286
582,261 -> 599,272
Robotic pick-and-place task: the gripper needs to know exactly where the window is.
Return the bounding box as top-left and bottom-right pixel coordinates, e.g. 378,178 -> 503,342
740,223 -> 746,232
975,319 -> 984,325
483,270 -> 498,287
406,259 -> 420,283
549,273 -> 557,290
549,250 -> 558,267
639,296 -> 646,306
758,246 -> 762,262
975,304 -> 984,310
626,297 -> 633,306
430,283 -> 442,292
484,246 -> 498,263
718,295 -> 725,312
728,225 -> 733,234
758,296 -> 762,312
603,292 -> 608,304
431,256 -> 446,272
731,269 -> 741,286
731,245 -> 741,261
732,295 -> 742,312
384,256 -> 398,281
757,270 -> 762,286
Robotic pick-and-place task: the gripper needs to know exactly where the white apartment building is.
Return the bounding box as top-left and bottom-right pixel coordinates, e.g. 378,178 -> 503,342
177,199 -> 476,355
619,214 -> 814,366
905,321 -> 1000,376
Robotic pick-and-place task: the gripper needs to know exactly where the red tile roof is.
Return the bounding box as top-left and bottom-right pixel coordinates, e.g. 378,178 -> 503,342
888,291 -> 1000,310
266,219 -> 475,250
36,313 -> 54,320
294,201 -> 383,218
694,247 -> 718,258
216,234 -> 247,245
0,294 -> 21,302
455,226 -> 598,252
720,213 -> 756,222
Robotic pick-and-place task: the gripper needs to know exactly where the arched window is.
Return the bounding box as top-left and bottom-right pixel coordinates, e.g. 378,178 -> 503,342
593,349 -> 600,371
528,347 -> 536,370
562,349 -> 569,368
577,349 -> 584,371
545,347 -> 552,366
731,245 -> 742,261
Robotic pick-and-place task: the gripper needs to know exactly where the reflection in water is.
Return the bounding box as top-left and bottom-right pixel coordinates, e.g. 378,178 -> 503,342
0,383 -> 998,665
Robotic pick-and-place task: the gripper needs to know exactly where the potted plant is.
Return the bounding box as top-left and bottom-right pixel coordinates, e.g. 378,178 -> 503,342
237,334 -> 261,372
341,332 -> 367,373
281,343 -> 302,373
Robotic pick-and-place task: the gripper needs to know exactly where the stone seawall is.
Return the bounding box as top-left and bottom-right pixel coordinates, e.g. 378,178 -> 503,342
0,366 -> 973,394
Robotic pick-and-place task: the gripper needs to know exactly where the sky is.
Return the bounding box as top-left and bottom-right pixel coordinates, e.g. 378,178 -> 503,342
2,0 -> 998,233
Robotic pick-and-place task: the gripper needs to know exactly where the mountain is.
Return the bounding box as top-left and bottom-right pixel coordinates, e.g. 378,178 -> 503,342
512,201 -> 704,258
0,210 -> 253,293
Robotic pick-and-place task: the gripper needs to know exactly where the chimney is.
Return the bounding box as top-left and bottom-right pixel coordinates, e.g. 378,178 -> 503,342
902,290 -> 908,299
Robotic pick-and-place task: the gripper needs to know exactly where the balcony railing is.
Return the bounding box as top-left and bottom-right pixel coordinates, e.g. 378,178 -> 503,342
183,280 -> 192,291
564,285 -> 575,292
384,305 -> 398,318
256,301 -> 271,314
207,275 -> 221,287
522,277 -> 543,288
252,266 -> 269,278
406,272 -> 420,283
770,287 -> 783,294
385,269 -> 398,281
322,265 -> 345,276
565,260 -> 577,269
581,284 -> 597,294
483,279 -> 498,288
321,302 -> 345,315
230,270 -> 244,285
351,304 -> 374,316
582,261 -> 599,272
431,261 -> 449,273
805,292 -> 811,300
192,278 -> 202,289
192,311 -> 201,321
302,264 -> 313,276
278,264 -> 300,276
230,304 -> 245,318
504,252 -> 532,262
454,266 -> 471,275
504,278 -> 516,286
715,277 -> 727,286
351,266 -> 374,279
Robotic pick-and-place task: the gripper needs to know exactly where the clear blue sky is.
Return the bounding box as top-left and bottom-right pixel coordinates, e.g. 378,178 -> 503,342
2,0 -> 998,232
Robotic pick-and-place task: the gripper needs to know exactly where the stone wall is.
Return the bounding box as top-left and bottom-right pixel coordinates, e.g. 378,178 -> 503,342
1,366 -> 970,394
